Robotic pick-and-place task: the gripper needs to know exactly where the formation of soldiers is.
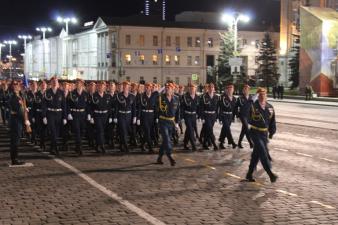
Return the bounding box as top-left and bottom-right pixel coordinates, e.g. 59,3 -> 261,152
0,77 -> 278,182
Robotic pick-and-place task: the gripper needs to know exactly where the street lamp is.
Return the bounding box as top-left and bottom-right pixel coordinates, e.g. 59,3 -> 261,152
18,35 -> 32,77
0,42 -> 5,63
221,12 -> 250,54
57,16 -> 77,35
4,40 -> 17,79
36,27 -> 52,78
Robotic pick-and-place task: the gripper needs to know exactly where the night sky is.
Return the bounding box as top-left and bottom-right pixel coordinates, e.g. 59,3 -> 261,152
0,0 -> 280,58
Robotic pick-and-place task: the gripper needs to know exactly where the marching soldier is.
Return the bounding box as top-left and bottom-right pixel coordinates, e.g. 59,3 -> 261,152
67,79 -> 88,156
86,82 -> 96,148
156,82 -> 180,166
115,81 -> 136,153
34,80 -> 48,151
245,87 -> 278,183
25,81 -> 38,144
137,82 -> 157,153
42,77 -> 67,156
89,81 -> 111,153
61,82 -> 71,151
0,81 -> 10,125
199,83 -> 219,150
129,82 -> 139,146
218,84 -> 237,149
105,82 -> 117,148
236,84 -> 254,148
181,83 -> 199,151
9,80 -> 31,165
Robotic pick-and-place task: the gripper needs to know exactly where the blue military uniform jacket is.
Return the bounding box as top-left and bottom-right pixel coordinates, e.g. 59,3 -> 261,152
67,90 -> 89,115
115,92 -> 136,119
218,94 -> 237,121
199,93 -> 219,120
42,88 -> 66,119
158,93 -> 180,123
249,100 -> 276,136
180,93 -> 200,118
90,92 -> 112,117
137,92 -> 158,120
236,94 -> 254,119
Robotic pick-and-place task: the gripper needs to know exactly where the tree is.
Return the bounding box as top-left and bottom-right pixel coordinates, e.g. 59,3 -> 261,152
256,32 -> 280,91
288,35 -> 300,89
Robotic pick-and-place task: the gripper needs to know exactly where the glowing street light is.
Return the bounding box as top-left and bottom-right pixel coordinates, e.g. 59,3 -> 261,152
18,35 -> 32,77
36,27 -> 52,78
57,16 -> 77,35
0,42 -> 5,63
4,40 -> 17,79
221,12 -> 251,54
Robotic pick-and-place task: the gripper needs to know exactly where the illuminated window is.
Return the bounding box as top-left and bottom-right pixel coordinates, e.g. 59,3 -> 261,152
187,37 -> 192,47
194,56 -> 200,65
139,35 -> 145,46
126,35 -> 131,45
153,77 -> 157,83
174,55 -> 180,65
166,36 -> 171,47
195,37 -> 201,47
125,54 -> 131,65
175,36 -> 180,47
175,77 -> 179,84
187,56 -> 192,65
153,35 -> 158,46
140,55 -> 145,64
152,55 -> 158,65
165,55 -> 171,65
208,38 -> 213,47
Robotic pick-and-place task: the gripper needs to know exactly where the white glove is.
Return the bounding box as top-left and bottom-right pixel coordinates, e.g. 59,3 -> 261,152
109,118 -> 113,124
43,117 -> 47,125
219,120 -> 222,125
25,120 -> 31,126
63,119 -> 67,125
113,118 -> 118,124
26,108 -> 30,112
87,114 -> 91,121
90,118 -> 94,124
201,119 -> 205,124
197,118 -> 201,123
156,119 -> 159,123
175,123 -> 179,130
133,117 -> 137,124
181,119 -> 184,123
32,118 -> 35,123
137,119 -> 141,125
68,114 -> 73,120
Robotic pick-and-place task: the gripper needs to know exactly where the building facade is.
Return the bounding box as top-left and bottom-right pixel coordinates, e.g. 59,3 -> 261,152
25,17 -> 279,85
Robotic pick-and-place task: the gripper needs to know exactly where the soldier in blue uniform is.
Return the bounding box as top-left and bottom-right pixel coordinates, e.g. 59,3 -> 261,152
0,81 -> 10,125
86,82 -> 96,148
156,82 -> 180,166
236,84 -> 254,148
25,81 -> 38,144
245,88 -> 278,183
181,83 -> 199,151
218,84 -> 237,149
33,81 -> 48,151
199,83 -> 219,150
137,82 -> 157,153
67,79 -> 89,156
105,82 -> 117,149
42,77 -> 67,156
89,81 -> 111,154
9,81 -> 31,165
115,81 -> 136,153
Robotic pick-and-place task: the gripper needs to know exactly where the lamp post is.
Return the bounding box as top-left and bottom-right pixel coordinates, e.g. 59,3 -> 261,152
4,40 -> 17,79
18,35 -> 32,77
36,27 -> 52,78
57,16 -> 77,35
0,42 -> 5,65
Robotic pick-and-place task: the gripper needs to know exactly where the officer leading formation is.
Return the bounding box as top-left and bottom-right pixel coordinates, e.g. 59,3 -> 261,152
0,77 -> 278,183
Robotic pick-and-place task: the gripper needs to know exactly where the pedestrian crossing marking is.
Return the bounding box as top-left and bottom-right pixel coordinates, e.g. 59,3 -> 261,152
184,158 -> 196,163
309,201 -> 336,210
205,165 -> 216,170
276,189 -> 298,197
295,152 -> 313,158
224,172 -> 241,179
274,148 -> 289,152
320,158 -> 337,163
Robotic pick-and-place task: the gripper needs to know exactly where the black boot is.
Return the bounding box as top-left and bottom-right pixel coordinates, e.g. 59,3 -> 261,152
183,143 -> 190,151
212,141 -> 218,151
231,143 -> 237,149
55,146 -> 60,157
219,143 -> 226,150
95,145 -> 100,153
245,172 -> 256,182
140,144 -> 146,152
238,143 -> 244,149
156,155 -> 164,165
167,154 -> 176,166
101,145 -> 106,154
268,172 -> 278,183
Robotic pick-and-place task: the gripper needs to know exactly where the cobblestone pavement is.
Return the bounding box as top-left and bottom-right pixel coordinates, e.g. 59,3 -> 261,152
1,103 -> 338,225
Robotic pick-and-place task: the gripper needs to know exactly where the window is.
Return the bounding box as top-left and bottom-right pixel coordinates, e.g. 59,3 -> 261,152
165,55 -> 171,65
126,76 -> 131,81
174,55 -> 180,65
139,35 -> 145,46
166,77 -> 171,82
255,40 -> 260,49
153,77 -> 158,84
140,55 -> 145,64
72,40 -> 78,52
125,54 -> 131,65
175,36 -> 180,47
187,56 -> 192,65
194,56 -> 200,65
153,35 -> 158,46
208,38 -> 213,47
112,51 -> 116,67
187,37 -> 193,47
242,39 -> 247,46
112,33 -> 117,48
195,37 -> 201,47
152,55 -> 158,65
175,77 -> 180,84
166,36 -> 171,47
140,76 -> 144,82
126,35 -> 131,45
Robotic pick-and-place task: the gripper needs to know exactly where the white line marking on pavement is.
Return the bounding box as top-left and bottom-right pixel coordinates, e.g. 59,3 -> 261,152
184,158 -> 196,163
205,165 -> 216,170
53,158 -> 166,225
296,134 -> 309,137
320,158 -> 338,163
224,172 -> 241,179
276,189 -> 298,197
309,201 -> 336,210
295,152 -> 313,158
274,148 -> 289,152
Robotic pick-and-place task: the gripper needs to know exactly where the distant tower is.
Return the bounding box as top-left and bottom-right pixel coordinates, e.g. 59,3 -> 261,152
144,0 -> 166,21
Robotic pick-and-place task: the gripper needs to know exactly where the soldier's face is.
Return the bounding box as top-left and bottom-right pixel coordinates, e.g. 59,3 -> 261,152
31,82 -> 37,90
167,87 -> 174,95
40,82 -> 47,90
75,82 -> 83,90
227,87 -> 234,95
13,83 -> 21,92
110,84 -> 116,92
51,79 -> 59,88
189,86 -> 196,94
208,86 -> 214,93
243,87 -> 249,95
145,86 -> 151,93
258,92 -> 267,102
123,84 -> 130,93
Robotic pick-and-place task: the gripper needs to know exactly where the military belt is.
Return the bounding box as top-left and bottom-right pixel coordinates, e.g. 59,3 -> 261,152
10,111 -> 17,115
204,111 -> 216,114
94,110 -> 108,114
70,108 -> 85,112
251,125 -> 268,132
47,108 -> 62,112
184,111 -> 196,115
118,110 -> 131,114
36,109 -> 42,112
159,116 -> 175,121
142,110 -> 154,113
222,112 -> 232,115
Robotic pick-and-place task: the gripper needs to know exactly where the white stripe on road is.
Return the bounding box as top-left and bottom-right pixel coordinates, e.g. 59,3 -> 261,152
274,148 -> 289,152
310,201 -> 336,210
276,189 -> 298,197
295,152 -> 313,158
319,158 -> 338,163
53,158 -> 166,225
